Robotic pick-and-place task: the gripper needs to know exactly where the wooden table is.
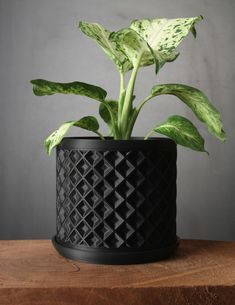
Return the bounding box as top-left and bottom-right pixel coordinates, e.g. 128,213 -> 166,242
0,239 -> 234,305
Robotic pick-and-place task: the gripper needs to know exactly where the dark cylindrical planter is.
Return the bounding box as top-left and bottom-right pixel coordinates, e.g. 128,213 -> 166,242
52,137 -> 180,264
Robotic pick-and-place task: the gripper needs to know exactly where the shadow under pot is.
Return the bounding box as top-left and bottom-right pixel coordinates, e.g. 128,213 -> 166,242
52,137 -> 180,264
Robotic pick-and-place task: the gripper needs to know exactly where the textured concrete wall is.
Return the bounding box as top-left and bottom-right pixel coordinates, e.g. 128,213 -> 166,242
0,0 -> 234,240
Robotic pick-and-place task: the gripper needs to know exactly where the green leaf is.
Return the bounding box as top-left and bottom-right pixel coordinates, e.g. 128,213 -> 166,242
110,28 -> 178,73
74,116 -> 99,131
99,100 -> 118,135
30,79 -> 107,101
151,84 -> 226,141
153,115 -> 207,152
131,16 -> 203,53
153,51 -> 179,74
109,28 -> 153,68
110,28 -> 167,74
79,21 -> 132,73
44,116 -> 99,155
130,16 -> 203,71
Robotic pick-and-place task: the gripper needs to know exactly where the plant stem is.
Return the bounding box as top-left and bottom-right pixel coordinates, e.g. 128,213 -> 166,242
103,101 -> 120,139
123,108 -> 138,139
118,72 -> 126,131
119,72 -> 125,96
95,130 -> 105,140
144,130 -> 154,140
136,95 -> 153,113
120,57 -> 141,137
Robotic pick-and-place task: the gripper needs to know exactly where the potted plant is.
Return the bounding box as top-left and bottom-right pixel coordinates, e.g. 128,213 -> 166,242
30,16 -> 226,264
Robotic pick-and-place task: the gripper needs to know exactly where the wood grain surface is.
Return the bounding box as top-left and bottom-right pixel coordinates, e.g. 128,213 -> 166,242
0,239 -> 234,305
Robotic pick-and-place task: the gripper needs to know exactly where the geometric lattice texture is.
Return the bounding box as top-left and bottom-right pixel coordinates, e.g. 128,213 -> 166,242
56,148 -> 177,250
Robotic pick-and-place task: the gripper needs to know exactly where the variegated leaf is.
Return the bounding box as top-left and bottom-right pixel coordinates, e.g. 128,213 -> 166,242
44,116 -> 99,155
130,16 -> 203,70
109,28 -> 153,68
131,16 -> 203,53
79,21 -> 132,73
109,28 -> 165,74
151,84 -> 226,141
153,115 -> 207,152
31,79 -> 107,102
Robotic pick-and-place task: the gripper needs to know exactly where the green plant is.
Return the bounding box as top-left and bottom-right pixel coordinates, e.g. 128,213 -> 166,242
30,16 -> 226,155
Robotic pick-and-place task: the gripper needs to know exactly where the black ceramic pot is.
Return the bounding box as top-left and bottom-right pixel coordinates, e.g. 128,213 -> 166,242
52,137 -> 180,264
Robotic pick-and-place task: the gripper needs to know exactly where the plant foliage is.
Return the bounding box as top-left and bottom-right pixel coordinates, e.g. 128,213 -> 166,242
31,16 -> 226,154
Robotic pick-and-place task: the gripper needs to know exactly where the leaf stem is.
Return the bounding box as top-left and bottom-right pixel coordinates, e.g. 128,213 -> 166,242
123,108 -> 138,139
136,95 -> 153,113
118,72 -> 126,130
103,101 -> 120,139
119,72 -> 125,95
120,57 -> 141,137
95,130 -> 105,140
144,130 -> 154,140
122,94 -> 154,140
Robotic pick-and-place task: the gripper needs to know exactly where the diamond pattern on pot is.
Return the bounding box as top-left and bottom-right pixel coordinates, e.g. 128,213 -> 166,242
56,149 -> 176,249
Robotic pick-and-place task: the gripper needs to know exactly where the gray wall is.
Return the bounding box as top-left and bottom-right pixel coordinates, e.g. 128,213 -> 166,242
0,0 -> 234,240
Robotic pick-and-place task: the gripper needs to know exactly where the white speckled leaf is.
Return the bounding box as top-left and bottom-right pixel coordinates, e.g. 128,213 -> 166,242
30,79 -> 107,102
151,84 -> 226,141
79,22 -> 132,73
109,28 -> 153,68
154,115 -> 207,152
109,28 -> 167,74
130,16 -> 203,70
44,116 -> 99,155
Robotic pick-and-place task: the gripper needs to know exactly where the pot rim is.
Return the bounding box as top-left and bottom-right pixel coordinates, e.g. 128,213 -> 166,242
58,137 -> 176,151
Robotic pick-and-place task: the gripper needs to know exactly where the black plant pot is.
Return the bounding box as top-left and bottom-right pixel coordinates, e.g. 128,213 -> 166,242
52,137 -> 180,264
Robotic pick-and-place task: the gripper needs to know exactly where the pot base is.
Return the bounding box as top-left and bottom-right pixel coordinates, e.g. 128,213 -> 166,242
52,236 -> 180,265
